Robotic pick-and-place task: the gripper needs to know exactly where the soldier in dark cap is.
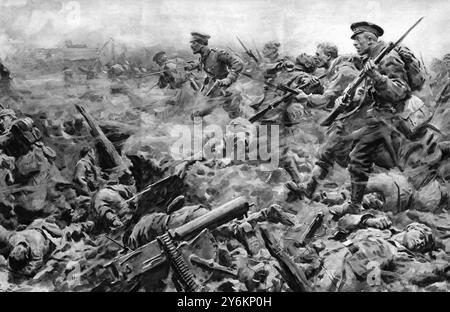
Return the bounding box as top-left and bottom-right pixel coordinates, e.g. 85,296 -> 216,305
328,21 -> 411,218
288,22 -> 413,219
187,32 -> 244,88
186,32 -> 244,118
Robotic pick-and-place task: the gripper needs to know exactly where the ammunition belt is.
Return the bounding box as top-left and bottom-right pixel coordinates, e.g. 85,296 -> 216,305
157,233 -> 200,292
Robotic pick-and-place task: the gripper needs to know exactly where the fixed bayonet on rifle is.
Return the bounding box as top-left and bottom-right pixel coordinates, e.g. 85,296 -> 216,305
236,36 -> 259,63
104,197 -> 250,291
320,17 -> 425,127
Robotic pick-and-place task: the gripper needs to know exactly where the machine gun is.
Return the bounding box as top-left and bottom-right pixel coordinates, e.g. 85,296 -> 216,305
320,17 -> 424,127
102,197 -> 250,292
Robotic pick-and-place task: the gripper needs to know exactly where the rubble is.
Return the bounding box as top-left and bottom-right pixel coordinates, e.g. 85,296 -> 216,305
0,37 -> 447,293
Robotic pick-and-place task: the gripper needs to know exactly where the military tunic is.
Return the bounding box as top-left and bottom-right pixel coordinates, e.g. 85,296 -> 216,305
190,48 -> 244,118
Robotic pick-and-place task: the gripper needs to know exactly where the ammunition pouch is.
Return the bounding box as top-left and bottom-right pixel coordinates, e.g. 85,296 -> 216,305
397,95 -> 432,139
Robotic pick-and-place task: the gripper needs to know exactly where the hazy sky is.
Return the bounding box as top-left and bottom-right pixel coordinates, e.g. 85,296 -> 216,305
0,0 -> 449,63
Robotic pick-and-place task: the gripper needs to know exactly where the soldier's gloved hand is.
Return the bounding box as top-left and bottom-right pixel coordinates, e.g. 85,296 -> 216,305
105,212 -> 123,229
362,193 -> 385,210
364,59 -> 384,82
282,60 -> 295,70
364,216 -> 392,230
305,75 -> 320,86
334,95 -> 348,108
217,78 -> 232,88
174,162 -> 188,179
295,89 -> 308,102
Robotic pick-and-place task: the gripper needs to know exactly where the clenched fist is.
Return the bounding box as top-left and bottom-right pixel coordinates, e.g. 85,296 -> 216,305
364,59 -> 384,83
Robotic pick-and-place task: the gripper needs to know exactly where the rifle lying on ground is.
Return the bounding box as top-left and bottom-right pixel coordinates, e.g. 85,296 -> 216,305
320,17 -> 424,127
102,196 -> 250,291
260,227 -> 312,292
74,103 -> 124,169
122,157 -> 198,206
236,36 -> 259,63
296,212 -> 324,247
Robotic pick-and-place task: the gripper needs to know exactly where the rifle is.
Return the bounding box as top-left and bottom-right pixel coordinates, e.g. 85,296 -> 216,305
297,212 -> 324,246
249,93 -> 293,123
260,227 -> 312,292
103,196 -> 250,291
320,17 -> 425,127
134,66 -> 187,79
74,103 -> 124,169
247,77 -> 310,123
236,36 -> 259,63
122,170 -> 184,206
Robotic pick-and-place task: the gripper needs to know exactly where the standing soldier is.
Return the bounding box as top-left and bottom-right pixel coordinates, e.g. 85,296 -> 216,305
186,32 -> 244,119
289,22 -> 412,218
328,22 -> 411,217
284,44 -> 359,187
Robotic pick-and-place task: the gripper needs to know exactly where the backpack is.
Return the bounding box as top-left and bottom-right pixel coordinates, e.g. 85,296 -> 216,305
395,45 -> 426,91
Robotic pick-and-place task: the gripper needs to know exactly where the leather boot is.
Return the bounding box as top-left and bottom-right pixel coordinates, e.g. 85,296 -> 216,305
285,165 -> 327,200
330,178 -> 367,219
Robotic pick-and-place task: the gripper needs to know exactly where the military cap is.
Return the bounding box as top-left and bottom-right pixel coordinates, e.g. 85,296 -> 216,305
190,32 -> 211,45
152,51 -> 166,63
350,21 -> 384,39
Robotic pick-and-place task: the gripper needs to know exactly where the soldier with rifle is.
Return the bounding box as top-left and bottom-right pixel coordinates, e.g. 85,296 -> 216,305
186,32 -> 244,119
286,19 -> 424,219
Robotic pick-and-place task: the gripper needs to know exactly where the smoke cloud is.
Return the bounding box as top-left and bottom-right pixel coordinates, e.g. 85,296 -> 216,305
0,0 -> 448,63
